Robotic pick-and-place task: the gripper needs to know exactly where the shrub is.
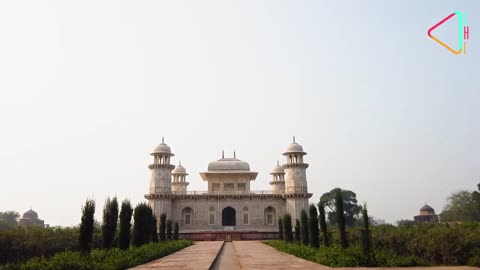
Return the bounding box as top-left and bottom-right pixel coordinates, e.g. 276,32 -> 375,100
294,219 -> 300,242
0,240 -> 192,270
264,240 -> 428,267
133,203 -> 153,247
278,217 -> 283,240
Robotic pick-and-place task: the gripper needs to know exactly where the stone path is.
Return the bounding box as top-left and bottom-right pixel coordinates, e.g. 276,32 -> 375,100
129,241 -> 223,270
234,241 -> 330,270
130,240 -> 479,270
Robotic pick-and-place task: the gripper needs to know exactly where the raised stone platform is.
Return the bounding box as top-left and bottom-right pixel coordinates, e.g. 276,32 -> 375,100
179,231 -> 278,241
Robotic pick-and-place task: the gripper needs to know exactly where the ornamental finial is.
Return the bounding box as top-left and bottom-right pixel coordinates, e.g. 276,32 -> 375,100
222,150 -> 224,159
162,136 -> 164,144
234,150 -> 236,158
293,136 -> 296,143
277,160 -> 280,166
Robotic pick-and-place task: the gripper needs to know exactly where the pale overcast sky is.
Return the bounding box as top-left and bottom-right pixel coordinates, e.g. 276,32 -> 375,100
0,0 -> 478,226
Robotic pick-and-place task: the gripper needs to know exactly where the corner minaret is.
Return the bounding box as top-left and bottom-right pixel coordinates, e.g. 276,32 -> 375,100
172,161 -> 189,195
146,137 -> 175,220
269,161 -> 285,194
282,136 -> 311,221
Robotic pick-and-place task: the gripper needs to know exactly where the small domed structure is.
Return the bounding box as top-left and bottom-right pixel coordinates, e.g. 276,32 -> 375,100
172,162 -> 187,174
414,203 -> 439,224
22,209 -> 38,219
19,209 -> 45,227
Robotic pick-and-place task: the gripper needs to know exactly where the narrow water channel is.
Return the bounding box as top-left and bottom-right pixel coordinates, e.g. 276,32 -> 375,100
210,242 -> 241,270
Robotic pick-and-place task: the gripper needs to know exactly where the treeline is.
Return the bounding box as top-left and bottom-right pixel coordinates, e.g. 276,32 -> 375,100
0,197 -> 181,266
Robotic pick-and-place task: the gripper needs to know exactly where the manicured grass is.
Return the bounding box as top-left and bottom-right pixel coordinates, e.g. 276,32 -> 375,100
265,240 -> 428,267
0,240 -> 192,270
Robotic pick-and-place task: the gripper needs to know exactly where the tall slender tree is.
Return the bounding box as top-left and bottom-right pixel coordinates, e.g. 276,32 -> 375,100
336,189 -> 349,249
318,202 -> 329,247
294,219 -> 301,242
79,198 -> 96,253
133,203 -> 153,246
119,199 -> 133,250
102,197 -> 119,249
166,220 -> 173,240
278,217 -> 284,240
283,213 -> 293,242
159,213 -> 167,242
361,203 -> 371,256
152,215 -> 158,243
309,204 -> 320,248
173,222 -> 179,240
300,209 -> 309,245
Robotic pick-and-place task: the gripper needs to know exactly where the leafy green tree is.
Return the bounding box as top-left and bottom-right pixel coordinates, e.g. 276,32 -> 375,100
0,211 -> 19,230
440,190 -> 478,222
320,187 -> 362,226
318,202 -> 329,246
119,199 -> 133,250
335,189 -> 348,249
101,197 -> 119,249
309,204 -> 320,248
159,213 -> 166,242
283,214 -> 293,242
173,222 -> 179,240
397,219 -> 416,227
133,203 -> 153,246
278,217 -> 283,240
300,209 -> 309,245
152,215 -> 158,243
294,219 -> 300,242
166,220 -> 173,240
79,199 -> 96,252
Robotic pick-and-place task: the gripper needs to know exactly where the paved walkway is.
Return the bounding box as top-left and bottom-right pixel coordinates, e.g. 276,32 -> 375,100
129,241 -> 223,270
234,241 -> 330,270
130,240 -> 479,270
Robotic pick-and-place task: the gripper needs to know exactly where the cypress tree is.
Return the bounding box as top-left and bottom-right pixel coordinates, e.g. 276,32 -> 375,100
336,189 -> 349,249
119,199 -> 133,250
361,203 -> 371,256
173,222 -> 179,240
152,215 -> 158,243
79,198 -> 95,253
102,197 -> 119,249
283,213 -> 293,242
278,217 -> 284,240
166,220 -> 173,240
294,219 -> 301,242
309,204 -> 320,248
133,203 -> 151,246
300,209 -> 309,245
159,213 -> 167,242
318,202 -> 329,247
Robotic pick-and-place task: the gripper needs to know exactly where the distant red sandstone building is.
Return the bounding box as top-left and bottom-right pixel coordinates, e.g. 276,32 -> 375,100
414,204 -> 439,224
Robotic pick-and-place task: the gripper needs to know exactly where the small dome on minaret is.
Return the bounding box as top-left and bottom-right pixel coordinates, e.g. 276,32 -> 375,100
283,136 -> 306,156
151,137 -> 174,156
270,161 -> 285,174
172,162 -> 188,175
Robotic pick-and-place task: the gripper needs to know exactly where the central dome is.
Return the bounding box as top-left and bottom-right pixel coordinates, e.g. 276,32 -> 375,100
208,158 -> 250,171
22,209 -> 38,219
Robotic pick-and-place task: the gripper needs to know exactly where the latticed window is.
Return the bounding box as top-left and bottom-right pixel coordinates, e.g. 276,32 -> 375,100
243,213 -> 249,225
209,213 -> 215,225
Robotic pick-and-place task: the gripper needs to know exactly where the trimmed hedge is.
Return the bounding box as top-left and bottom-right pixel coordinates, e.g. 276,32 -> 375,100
265,240 -> 428,267
0,240 -> 192,270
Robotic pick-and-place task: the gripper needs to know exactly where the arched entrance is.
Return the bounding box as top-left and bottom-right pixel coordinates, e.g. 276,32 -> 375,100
222,206 -> 236,226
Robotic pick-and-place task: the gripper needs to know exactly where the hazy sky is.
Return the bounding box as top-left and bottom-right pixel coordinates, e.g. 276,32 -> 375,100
0,0 -> 478,226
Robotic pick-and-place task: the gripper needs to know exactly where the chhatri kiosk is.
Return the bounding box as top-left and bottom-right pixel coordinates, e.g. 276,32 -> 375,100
145,137 -> 312,240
